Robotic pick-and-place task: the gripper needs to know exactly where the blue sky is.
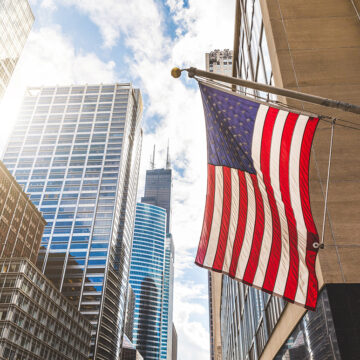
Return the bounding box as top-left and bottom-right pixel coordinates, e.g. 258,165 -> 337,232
0,0 -> 235,358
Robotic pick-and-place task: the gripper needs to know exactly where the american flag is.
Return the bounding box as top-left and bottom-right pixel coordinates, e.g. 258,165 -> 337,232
195,82 -> 320,310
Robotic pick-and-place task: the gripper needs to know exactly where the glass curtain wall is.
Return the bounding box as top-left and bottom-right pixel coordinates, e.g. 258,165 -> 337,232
0,0 -> 34,98
129,203 -> 167,360
2,83 -> 143,360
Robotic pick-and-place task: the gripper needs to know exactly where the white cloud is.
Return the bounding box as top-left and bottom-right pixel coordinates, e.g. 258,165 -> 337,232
56,1 -> 235,358
1,1 -> 235,357
0,25 -> 117,152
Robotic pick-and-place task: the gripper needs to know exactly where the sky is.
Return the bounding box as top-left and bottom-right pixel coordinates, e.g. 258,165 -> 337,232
0,0 -> 235,358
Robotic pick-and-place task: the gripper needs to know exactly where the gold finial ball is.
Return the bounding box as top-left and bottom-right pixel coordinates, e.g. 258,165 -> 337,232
171,67 -> 182,78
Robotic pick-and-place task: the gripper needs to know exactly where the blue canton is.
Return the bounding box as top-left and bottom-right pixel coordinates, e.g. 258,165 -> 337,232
200,83 -> 259,174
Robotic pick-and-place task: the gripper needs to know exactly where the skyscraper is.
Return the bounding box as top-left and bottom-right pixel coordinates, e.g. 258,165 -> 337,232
2,83 -> 143,359
130,150 -> 175,359
141,147 -> 172,234
217,1 -> 360,359
0,0 -> 34,98
172,323 -> 177,360
161,234 -> 174,359
129,202 -> 167,360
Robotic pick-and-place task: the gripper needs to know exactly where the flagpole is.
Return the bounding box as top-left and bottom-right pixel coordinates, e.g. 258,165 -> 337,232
171,67 -> 360,115
320,119 -> 336,248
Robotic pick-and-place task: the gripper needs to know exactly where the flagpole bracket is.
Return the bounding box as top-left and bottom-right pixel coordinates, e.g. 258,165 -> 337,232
188,67 -> 196,78
313,242 -> 325,250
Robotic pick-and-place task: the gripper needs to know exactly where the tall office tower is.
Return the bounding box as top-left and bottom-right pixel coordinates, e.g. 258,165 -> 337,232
205,49 -> 233,76
172,323 -> 177,360
217,1 -> 360,359
2,83 -> 143,359
161,234 -> 174,359
0,161 -> 45,263
0,0 -> 34,99
129,202 -> 167,360
141,147 -> 172,234
140,150 -> 175,359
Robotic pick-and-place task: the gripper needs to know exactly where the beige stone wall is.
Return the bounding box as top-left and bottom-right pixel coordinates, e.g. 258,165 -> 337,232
258,0 -> 360,358
261,0 -> 360,284
210,272 -> 223,360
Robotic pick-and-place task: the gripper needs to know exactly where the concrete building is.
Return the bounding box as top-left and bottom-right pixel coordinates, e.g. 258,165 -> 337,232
216,1 -> 360,359
205,49 -> 233,76
2,83 -> 143,359
121,335 -> 144,360
0,161 -> 45,263
124,285 -> 136,343
0,258 -> 91,360
161,234 -> 174,359
172,323 -> 177,360
0,0 -> 34,98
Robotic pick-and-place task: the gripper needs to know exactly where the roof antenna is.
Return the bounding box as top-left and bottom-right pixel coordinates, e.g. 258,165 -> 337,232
166,140 -> 171,169
150,144 -> 156,169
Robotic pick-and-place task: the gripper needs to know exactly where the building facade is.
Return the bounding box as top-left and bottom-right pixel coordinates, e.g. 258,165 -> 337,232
172,323 -> 177,360
0,0 -> 34,99
161,234 -> 174,359
0,161 -> 45,263
205,49 -> 233,76
124,285 -> 136,343
2,83 -> 143,359
140,156 -> 175,359
129,202 -> 167,360
121,335 -> 144,360
0,258 -> 91,360
141,167 -> 172,235
218,0 -> 360,359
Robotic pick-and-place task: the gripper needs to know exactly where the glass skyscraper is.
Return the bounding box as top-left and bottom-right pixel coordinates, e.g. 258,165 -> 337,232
2,83 -> 143,359
141,166 -> 172,235
0,0 -> 34,98
129,202 -> 167,360
130,154 -> 175,359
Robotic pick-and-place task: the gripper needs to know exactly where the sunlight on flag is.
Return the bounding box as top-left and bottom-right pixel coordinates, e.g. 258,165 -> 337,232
195,82 -> 319,310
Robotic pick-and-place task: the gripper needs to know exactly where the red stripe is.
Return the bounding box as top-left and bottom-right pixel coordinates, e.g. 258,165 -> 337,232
228,170 -> 247,277
257,108 -> 283,292
196,164 -> 216,265
305,249 -> 318,310
213,166 -> 232,271
279,113 -> 300,302
299,117 -> 319,309
300,118 -> 319,237
243,174 -> 265,284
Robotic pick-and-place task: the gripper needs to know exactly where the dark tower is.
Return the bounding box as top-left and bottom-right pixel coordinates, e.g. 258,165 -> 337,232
141,145 -> 172,234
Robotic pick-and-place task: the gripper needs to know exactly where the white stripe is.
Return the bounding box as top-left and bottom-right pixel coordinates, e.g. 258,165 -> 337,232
252,176 -> 273,287
222,168 -> 240,273
271,111 -> 291,296
250,105 -> 274,288
235,172 -> 256,279
203,166 -> 224,268
289,115 -> 309,306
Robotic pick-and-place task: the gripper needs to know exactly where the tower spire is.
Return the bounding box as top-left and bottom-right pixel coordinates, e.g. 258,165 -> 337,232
150,144 -> 156,169
166,140 -> 171,169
